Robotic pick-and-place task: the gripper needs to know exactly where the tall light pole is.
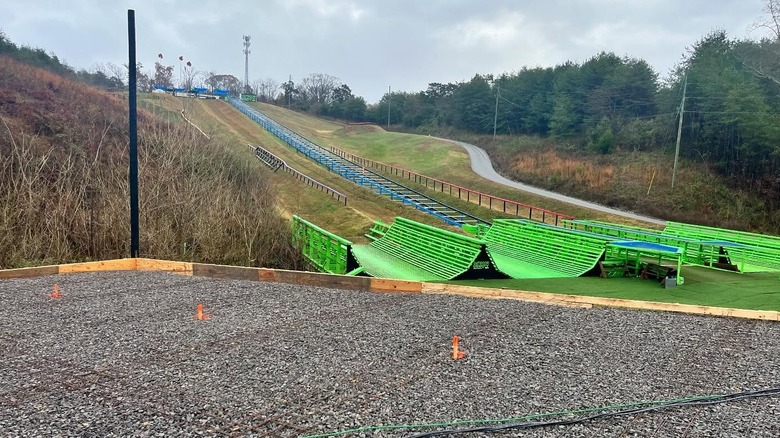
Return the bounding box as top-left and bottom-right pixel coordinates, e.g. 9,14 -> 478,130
242,35 -> 251,94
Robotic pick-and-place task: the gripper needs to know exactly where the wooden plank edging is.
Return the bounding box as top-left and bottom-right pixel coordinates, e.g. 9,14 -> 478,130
370,278 -> 422,293
421,283 -> 780,321
58,259 -> 138,273
1,258 -> 777,321
0,265 -> 59,279
137,258 -> 193,274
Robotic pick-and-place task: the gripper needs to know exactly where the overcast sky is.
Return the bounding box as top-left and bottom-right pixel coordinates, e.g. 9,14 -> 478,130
0,0 -> 770,102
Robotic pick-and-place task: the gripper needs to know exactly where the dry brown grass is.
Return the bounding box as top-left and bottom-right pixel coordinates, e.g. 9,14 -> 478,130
0,56 -> 303,269
512,150 -> 617,191
488,139 -> 774,232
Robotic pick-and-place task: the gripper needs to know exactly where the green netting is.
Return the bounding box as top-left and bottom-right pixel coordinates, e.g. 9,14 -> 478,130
350,217 -> 502,281
350,245 -> 445,281
483,219 -> 613,279
561,219 -> 660,234
462,223 -> 491,239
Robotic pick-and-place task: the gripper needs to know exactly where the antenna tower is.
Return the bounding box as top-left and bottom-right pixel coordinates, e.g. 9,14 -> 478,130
242,35 -> 251,93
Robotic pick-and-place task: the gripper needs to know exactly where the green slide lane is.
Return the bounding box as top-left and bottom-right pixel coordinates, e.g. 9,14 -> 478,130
350,217 -> 505,281
484,219 -> 615,278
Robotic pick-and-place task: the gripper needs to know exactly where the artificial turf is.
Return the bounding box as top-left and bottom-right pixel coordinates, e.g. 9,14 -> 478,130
451,266 -> 780,311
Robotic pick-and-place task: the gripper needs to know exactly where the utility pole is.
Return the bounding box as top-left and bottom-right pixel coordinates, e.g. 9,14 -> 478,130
387,85 -> 391,129
672,74 -> 687,189
242,35 -> 251,93
287,75 -> 292,108
493,83 -> 499,141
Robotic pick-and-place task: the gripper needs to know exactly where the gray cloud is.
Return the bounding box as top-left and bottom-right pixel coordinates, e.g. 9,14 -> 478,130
0,0 -> 766,102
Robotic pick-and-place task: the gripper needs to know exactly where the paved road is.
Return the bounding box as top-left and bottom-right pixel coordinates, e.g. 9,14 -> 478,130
435,137 -> 666,226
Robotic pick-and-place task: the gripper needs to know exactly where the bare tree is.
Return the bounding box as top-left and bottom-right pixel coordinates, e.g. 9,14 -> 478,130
742,0 -> 780,85
181,61 -> 196,90
751,0 -> 780,40
299,73 -> 339,104
207,74 -> 241,95
91,62 -> 127,85
191,70 -> 208,89
253,78 -> 279,102
154,62 -> 174,88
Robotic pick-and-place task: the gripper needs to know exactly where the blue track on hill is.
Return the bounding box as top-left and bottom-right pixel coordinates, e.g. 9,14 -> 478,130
228,97 -> 489,227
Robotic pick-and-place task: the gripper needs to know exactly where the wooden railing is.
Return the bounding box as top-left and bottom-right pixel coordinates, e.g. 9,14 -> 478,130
328,146 -> 574,225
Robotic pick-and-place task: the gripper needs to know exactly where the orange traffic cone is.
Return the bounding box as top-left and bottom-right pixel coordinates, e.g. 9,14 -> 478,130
50,283 -> 62,299
452,335 -> 466,360
194,303 -> 212,320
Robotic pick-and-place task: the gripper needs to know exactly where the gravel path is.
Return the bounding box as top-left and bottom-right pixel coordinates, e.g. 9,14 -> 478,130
1,271 -> 778,436
435,137 -> 666,226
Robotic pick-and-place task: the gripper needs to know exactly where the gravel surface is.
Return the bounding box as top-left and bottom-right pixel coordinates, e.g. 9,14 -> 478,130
1,271 -> 778,437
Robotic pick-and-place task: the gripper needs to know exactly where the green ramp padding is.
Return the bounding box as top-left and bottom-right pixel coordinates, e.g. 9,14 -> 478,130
664,222 -> 780,250
484,219 -> 615,279
563,219 -> 728,267
350,217 -> 507,281
663,222 -> 780,272
292,215 -> 362,275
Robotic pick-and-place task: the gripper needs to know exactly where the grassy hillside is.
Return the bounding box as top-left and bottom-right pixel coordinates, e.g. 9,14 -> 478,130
139,95 -> 462,242
0,56 -> 301,269
252,102 -> 660,228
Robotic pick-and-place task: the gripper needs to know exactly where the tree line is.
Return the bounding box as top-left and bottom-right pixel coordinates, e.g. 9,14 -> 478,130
286,24 -> 780,213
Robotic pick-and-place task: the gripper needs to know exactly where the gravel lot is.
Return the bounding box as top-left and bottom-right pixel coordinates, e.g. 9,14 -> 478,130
1,271 -> 778,437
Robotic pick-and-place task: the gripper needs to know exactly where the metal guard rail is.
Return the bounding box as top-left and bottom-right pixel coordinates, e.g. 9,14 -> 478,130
249,144 -> 348,205
328,146 -> 575,225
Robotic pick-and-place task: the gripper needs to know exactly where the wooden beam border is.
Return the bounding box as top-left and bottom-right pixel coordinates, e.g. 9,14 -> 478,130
59,259 -> 138,274
0,258 -> 777,321
421,283 -> 780,321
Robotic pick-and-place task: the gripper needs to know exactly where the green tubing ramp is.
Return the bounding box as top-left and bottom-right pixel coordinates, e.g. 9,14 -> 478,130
663,221 -> 780,250
564,219 -> 725,267
292,215 -> 362,275
484,219 -> 616,279
662,222 -> 780,272
350,217 -> 506,281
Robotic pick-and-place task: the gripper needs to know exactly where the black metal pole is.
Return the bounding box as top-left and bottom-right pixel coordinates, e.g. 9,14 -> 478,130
128,10 -> 140,257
